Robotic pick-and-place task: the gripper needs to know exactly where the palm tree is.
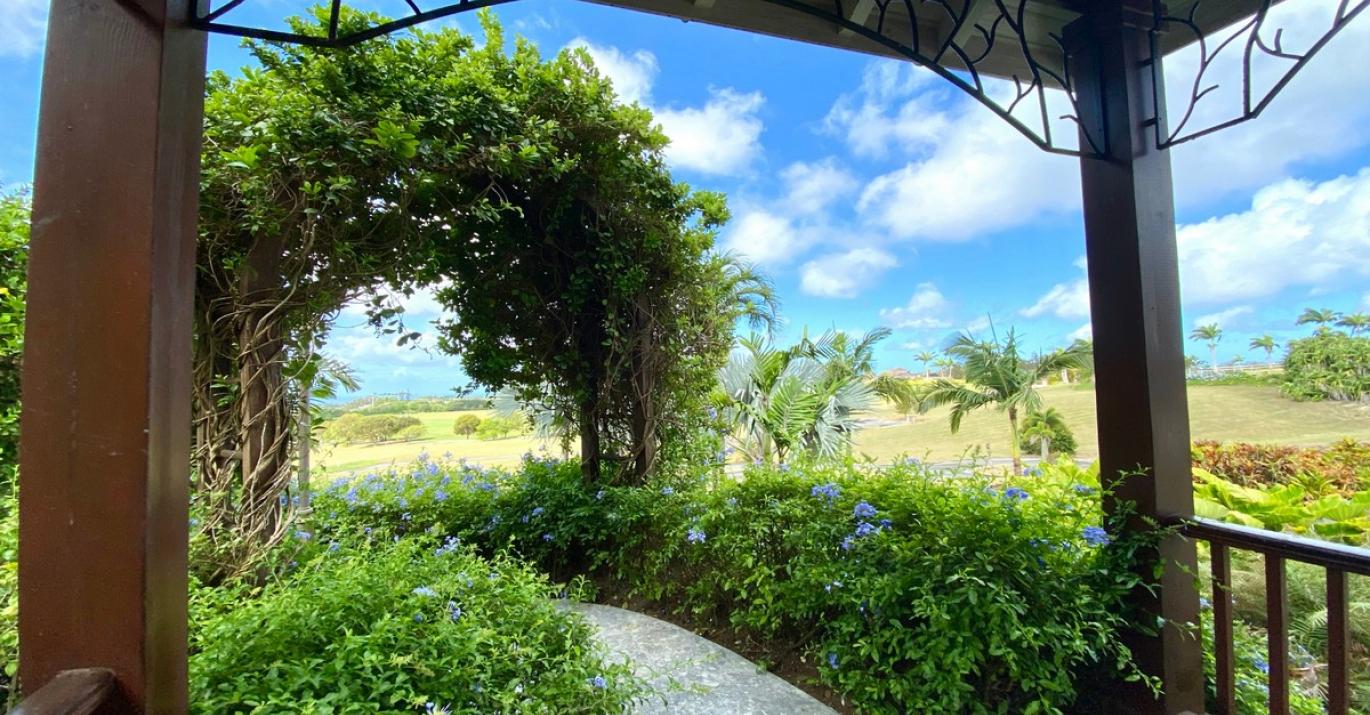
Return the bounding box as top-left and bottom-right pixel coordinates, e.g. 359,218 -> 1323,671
1020,406 -> 1070,461
935,356 -> 957,378
716,334 -> 876,464
1248,334 -> 1278,363
918,329 -> 1091,473
1297,308 -> 1341,333
799,326 -> 913,407
915,350 -> 936,377
714,254 -> 781,336
1336,312 -> 1369,336
1190,324 -> 1223,369
286,352 -> 360,508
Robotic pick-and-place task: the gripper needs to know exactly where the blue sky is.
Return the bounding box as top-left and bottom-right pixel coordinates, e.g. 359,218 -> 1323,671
3,0 -> 1369,398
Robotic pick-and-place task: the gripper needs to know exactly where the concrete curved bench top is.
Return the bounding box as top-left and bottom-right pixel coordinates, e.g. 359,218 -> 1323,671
562,602 -> 837,715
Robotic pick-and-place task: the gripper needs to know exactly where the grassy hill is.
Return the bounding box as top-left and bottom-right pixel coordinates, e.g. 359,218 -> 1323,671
315,384 -> 1370,478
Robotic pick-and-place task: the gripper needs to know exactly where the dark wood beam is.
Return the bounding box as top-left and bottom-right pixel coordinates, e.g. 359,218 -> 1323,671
1066,1 -> 1204,713
18,0 -> 206,710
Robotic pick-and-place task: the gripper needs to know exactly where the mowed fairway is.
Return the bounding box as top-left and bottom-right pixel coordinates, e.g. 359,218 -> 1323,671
854,383 -> 1370,463
317,384 -> 1369,478
315,409 -> 571,478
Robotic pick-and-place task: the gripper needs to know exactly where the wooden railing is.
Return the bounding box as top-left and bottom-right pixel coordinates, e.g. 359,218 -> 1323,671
1179,516 -> 1370,715
8,669 -> 115,715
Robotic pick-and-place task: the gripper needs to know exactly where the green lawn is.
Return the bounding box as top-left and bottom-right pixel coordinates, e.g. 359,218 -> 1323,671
314,409 -> 570,478
854,383 -> 1370,463
316,384 -> 1370,478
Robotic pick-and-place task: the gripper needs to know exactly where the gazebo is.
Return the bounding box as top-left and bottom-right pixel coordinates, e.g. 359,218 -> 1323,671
11,0 -> 1369,712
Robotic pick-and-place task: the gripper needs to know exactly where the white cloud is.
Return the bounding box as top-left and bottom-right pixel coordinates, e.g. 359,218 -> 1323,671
964,315 -> 992,334
1022,257 -> 1091,320
829,63 -> 1079,241
719,209 -> 807,266
799,248 -> 898,298
1363,292 -> 1370,309
1068,323 -> 1093,342
566,40 -> 764,176
780,159 -> 858,215
1192,306 -> 1255,329
880,283 -> 952,329
566,38 -> 658,104
0,0 -> 45,59
656,89 -> 765,176
1177,169 -> 1370,305
1165,0 -> 1370,206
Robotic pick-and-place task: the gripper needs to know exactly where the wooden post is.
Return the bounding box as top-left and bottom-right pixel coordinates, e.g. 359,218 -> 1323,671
1066,2 -> 1204,713
18,0 -> 206,710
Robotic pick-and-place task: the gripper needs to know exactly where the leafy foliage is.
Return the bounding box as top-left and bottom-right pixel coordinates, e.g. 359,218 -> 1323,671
425,34 -> 770,484
1282,329 -> 1370,402
1019,407 -> 1078,457
189,536 -> 641,713
0,495 -> 15,706
310,457 -> 1156,713
1192,439 -> 1370,495
323,414 -> 425,445
452,414 -> 482,436
1198,604 -> 1323,715
1191,468 -> 1370,544
715,332 -> 878,464
0,194 -> 27,504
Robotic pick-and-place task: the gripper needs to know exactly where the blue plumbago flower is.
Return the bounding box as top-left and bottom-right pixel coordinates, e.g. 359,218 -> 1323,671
413,613 -> 426,623
426,463 -> 440,476
1004,487 -> 1030,501
827,653 -> 839,669
1073,484 -> 1096,495
1081,526 -> 1111,547
840,535 -> 856,551
401,512 -> 413,522
485,516 -> 501,532
413,586 -> 438,597
278,494 -> 288,507
595,490 -> 606,500
1200,597 -> 1212,610
660,486 -> 675,496
425,702 -> 451,715
854,521 -> 878,538
903,456 -> 921,466
435,536 -> 460,556
1253,657 -> 1269,674
853,501 -> 878,519
590,675 -> 607,689
442,451 -> 453,460
295,530 -> 312,541
825,580 -> 843,592
328,541 -> 341,552
398,498 -> 408,509
435,490 -> 448,502
811,483 -> 841,502
543,533 -> 554,542
447,601 -> 462,621
686,528 -> 707,544
779,463 -> 790,472
707,407 -> 718,419
878,518 -> 893,529
726,497 -> 738,507
531,506 -> 545,518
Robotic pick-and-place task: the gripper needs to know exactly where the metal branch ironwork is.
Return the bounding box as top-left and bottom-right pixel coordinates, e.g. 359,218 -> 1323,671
1151,0 -> 1370,148
187,0 -> 1369,155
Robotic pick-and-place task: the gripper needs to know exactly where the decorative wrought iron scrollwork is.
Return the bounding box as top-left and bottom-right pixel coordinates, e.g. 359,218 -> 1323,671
191,0 -> 521,48
1150,0 -> 1370,148
758,0 -> 1102,156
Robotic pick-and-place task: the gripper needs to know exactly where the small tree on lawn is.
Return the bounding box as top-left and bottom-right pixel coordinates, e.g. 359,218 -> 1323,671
919,330 -> 1091,474
453,414 -> 482,437
1019,407 -> 1077,460
916,351 -> 936,378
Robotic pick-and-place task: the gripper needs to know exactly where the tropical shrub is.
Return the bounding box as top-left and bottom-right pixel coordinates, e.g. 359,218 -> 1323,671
1192,440 -> 1370,495
1019,407 -> 1079,457
0,495 -> 17,707
311,457 -> 1156,713
1198,604 -> 1323,715
0,195 -> 27,504
189,535 -> 641,713
452,414 -> 482,436
1282,330 -> 1370,402
1191,468 -> 1370,544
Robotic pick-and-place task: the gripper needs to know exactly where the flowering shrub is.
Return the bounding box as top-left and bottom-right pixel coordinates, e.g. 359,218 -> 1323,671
312,456 -> 1156,713
189,535 -> 641,713
1199,604 -> 1322,715
0,495 -> 16,707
